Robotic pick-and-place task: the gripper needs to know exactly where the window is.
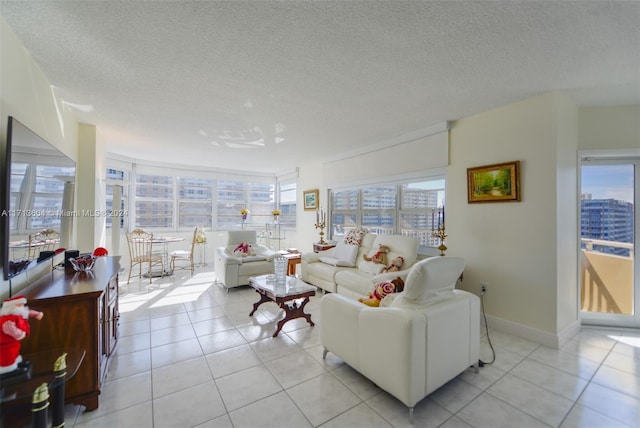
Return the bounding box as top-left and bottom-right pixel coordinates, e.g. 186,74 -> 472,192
330,177 -> 445,248
400,180 -> 444,247
110,160 -> 280,231
278,181 -> 297,228
178,177 -> 213,228
30,164 -> 75,230
217,180 -> 247,227
135,174 -> 174,228
216,180 -> 276,228
106,168 -> 127,229
8,162 -> 27,231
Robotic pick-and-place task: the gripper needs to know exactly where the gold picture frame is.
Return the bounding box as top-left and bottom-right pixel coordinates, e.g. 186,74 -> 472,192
467,161 -> 521,203
303,189 -> 319,211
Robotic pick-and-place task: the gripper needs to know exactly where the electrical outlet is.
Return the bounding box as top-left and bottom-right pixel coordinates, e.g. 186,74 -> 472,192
480,282 -> 488,295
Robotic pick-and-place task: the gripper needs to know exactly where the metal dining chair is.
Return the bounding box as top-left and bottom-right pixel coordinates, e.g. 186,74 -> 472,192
169,227 -> 197,274
125,228 -> 164,283
27,229 -> 60,260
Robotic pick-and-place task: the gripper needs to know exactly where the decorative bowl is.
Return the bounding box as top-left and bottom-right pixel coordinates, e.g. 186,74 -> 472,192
69,255 -> 96,272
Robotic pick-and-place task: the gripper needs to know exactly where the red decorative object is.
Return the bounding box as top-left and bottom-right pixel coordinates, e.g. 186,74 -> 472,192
93,247 -> 109,257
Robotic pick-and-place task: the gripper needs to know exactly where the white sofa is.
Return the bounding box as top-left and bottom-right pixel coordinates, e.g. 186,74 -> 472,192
215,230 -> 277,290
320,257 -> 480,421
301,233 -> 419,298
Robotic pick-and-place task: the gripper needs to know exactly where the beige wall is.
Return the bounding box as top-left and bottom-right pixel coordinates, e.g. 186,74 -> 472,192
447,93 -> 579,339
578,105 -> 640,151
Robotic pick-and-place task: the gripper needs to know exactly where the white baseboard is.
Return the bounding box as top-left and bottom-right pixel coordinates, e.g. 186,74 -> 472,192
484,314 -> 581,349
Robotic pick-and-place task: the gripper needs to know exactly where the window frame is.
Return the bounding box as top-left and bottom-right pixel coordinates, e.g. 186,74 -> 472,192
329,173 -> 446,252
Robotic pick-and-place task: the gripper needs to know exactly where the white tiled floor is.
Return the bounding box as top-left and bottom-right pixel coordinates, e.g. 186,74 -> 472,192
64,267 -> 640,428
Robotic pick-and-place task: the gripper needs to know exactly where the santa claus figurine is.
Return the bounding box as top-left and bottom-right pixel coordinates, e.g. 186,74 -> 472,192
0,295 -> 44,374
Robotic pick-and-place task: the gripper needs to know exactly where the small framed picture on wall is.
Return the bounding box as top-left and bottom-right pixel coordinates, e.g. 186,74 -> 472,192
303,189 -> 319,211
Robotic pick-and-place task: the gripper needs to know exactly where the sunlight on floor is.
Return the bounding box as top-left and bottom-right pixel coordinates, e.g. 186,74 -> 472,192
117,272 -> 218,312
118,289 -> 165,313
609,334 -> 640,348
149,283 -> 211,308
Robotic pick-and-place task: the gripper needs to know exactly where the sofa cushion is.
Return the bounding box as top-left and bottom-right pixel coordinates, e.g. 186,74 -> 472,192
335,269 -> 378,296
237,259 -> 274,276
357,260 -> 385,275
320,241 -> 359,267
238,255 -> 267,263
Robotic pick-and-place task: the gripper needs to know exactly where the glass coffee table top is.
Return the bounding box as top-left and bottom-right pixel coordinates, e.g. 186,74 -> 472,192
249,275 -> 316,298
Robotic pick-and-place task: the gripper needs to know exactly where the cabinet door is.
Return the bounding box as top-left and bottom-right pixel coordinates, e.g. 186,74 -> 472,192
105,275 -> 119,356
97,294 -> 105,367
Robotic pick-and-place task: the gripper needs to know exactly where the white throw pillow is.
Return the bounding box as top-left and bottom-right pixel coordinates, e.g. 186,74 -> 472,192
333,242 -> 358,267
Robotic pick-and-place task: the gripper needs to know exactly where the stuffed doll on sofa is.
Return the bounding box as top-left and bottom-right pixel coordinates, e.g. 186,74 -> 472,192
363,244 -> 390,265
233,242 -> 256,257
358,277 -> 405,307
381,256 -> 404,273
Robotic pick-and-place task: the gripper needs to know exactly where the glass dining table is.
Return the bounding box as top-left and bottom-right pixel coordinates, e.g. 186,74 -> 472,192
149,236 -> 185,276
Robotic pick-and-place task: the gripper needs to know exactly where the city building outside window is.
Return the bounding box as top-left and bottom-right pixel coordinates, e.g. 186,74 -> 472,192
178,177 -> 213,228
278,181 -> 296,228
135,174 -> 174,228
330,177 -> 445,249
106,168 -> 127,229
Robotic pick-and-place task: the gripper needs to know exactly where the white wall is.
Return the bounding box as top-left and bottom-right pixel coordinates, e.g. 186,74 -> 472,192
1,18 -> 80,299
296,161 -> 326,254
0,18 -> 78,161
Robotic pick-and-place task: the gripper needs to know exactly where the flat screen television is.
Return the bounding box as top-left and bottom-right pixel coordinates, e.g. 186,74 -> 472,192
2,116 -> 76,280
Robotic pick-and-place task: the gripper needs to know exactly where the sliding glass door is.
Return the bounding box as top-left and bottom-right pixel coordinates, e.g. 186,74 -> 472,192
580,159 -> 638,327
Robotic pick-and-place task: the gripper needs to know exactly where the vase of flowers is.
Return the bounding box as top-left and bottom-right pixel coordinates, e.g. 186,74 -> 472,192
272,209 -> 281,223
195,226 -> 206,244
240,208 -> 249,222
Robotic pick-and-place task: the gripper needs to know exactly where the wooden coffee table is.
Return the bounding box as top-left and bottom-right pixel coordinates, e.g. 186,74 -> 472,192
249,275 -> 316,337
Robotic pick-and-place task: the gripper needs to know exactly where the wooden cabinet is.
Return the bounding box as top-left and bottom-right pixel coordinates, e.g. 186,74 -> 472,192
20,256 -> 120,411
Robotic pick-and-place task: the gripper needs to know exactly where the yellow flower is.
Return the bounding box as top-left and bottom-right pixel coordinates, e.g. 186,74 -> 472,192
272,209 -> 281,216
240,208 -> 249,215
195,227 -> 206,243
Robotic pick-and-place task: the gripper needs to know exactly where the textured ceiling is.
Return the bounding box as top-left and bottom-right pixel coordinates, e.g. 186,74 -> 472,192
1,1 -> 639,174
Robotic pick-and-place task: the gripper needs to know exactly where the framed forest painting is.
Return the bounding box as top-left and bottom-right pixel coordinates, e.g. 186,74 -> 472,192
467,161 -> 520,203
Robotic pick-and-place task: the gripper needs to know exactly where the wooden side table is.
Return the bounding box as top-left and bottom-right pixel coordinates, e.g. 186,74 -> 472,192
283,253 -> 301,275
313,242 -> 336,253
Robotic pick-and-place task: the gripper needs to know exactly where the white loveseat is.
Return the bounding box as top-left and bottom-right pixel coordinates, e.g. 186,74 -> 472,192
320,256 -> 479,420
301,233 -> 419,298
215,230 -> 277,290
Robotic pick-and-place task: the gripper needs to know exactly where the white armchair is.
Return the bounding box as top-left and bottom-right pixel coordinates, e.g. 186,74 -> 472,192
320,256 -> 479,421
215,230 -> 276,290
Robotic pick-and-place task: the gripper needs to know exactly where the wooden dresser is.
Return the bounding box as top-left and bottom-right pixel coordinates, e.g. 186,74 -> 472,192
20,256 -> 120,411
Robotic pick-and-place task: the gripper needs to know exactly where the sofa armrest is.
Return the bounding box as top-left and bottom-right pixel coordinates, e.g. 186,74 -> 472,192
216,247 -> 241,265
302,250 -> 327,264
320,293 -> 368,368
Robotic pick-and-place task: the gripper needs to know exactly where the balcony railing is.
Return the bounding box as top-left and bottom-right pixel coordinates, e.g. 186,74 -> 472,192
581,238 -> 634,315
